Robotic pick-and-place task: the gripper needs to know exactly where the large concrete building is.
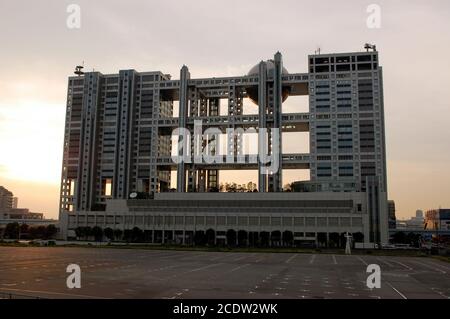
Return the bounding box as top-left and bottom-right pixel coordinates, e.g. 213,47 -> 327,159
59,47 -> 389,245
0,186 -> 14,216
425,209 -> 450,232
0,186 -> 53,226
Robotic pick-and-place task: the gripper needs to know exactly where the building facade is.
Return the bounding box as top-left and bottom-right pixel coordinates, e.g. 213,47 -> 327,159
425,209 -> 450,231
59,47 -> 389,244
0,186 -> 13,216
388,200 -> 396,229
0,186 -> 53,226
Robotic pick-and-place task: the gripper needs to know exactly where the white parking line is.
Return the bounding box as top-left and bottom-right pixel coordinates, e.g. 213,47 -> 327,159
376,257 -> 394,267
386,282 -> 407,299
412,261 -> 446,274
187,263 -> 223,273
332,255 -> 337,265
357,256 -> 368,266
210,255 -> 223,261
0,287 -> 109,299
233,255 -> 247,262
427,261 -> 450,271
285,254 -> 297,264
392,260 -> 413,271
229,263 -> 251,273
309,255 -> 316,264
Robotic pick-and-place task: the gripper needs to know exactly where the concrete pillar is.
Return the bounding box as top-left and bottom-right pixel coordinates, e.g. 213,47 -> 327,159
271,52 -> 283,192
258,61 -> 267,193
177,65 -> 190,192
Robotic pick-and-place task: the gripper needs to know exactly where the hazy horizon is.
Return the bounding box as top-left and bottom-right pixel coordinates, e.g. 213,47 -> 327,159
1,0 -> 450,220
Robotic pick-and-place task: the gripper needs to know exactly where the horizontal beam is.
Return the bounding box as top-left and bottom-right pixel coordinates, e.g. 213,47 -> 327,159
154,153 -> 310,170
157,113 -> 310,132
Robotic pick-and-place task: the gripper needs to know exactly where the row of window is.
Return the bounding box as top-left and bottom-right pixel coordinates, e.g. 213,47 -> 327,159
70,215 -> 363,227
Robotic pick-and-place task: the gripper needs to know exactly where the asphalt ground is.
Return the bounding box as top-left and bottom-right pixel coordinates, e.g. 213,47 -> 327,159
0,247 -> 449,299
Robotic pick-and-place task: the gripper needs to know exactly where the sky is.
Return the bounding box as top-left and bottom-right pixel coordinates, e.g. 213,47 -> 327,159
0,0 -> 449,220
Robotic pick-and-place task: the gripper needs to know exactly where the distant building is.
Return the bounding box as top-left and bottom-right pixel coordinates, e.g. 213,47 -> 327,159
12,197 -> 18,209
388,200 -> 396,229
396,210 -> 425,230
2,208 -> 44,220
0,186 -> 54,226
425,209 -> 450,231
0,186 -> 13,214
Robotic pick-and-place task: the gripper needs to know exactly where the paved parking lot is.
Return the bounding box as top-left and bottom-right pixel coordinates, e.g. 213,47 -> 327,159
0,247 -> 449,299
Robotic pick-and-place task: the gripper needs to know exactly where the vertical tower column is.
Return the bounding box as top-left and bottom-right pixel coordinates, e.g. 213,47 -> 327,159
207,98 -> 220,191
271,52 -> 284,192
197,96 -> 208,192
187,89 -> 199,192
234,88 -> 244,157
258,61 -> 268,192
177,65 -> 190,192
149,83 -> 159,193
77,72 -> 101,211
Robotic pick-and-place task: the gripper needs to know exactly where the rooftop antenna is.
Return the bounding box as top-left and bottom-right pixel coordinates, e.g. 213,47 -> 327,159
364,43 -> 377,52
74,61 -> 84,76
315,46 -> 321,55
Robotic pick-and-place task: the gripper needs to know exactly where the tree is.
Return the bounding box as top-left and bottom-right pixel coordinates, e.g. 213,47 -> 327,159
271,231 -> 281,247
226,229 -> 237,247
340,233 -> 348,248
329,232 -> 340,248
20,224 -> 29,236
406,232 -> 421,247
194,230 -> 206,246
113,229 -> 123,241
84,227 -> 92,240
317,233 -> 327,247
353,232 -> 364,243
104,228 -> 114,241
45,224 -> 58,239
237,230 -> 248,247
75,226 -> 85,240
249,232 -> 259,247
205,229 -> 215,246
36,226 -> 47,239
4,223 -> 20,239
28,227 -> 40,239
392,231 -> 406,244
131,227 -> 144,242
123,229 -> 133,243
282,230 -> 294,247
143,230 -> 152,243
260,231 -> 270,247
91,226 -> 103,242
